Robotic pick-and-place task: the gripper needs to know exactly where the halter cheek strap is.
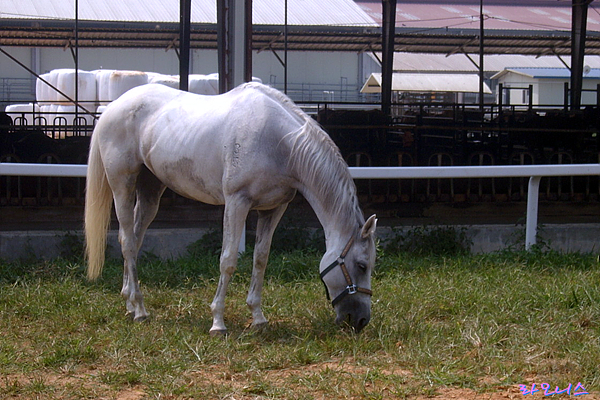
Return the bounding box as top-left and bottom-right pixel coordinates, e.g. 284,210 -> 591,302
319,236 -> 373,307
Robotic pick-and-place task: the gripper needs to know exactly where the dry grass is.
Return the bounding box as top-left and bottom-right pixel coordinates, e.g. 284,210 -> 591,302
1,249 -> 600,399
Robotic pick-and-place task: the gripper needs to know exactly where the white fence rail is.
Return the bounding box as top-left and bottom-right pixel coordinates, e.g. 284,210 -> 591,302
2,163 -> 600,251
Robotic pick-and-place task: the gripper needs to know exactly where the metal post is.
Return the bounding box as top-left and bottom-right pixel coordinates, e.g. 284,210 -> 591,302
284,0 -> 288,94
479,0 -> 485,114
75,0 -> 79,129
217,0 -> 251,93
498,83 -> 503,115
217,0 -> 231,93
381,0 -> 397,116
571,0 -> 590,110
244,0 -> 253,83
179,0 -> 192,91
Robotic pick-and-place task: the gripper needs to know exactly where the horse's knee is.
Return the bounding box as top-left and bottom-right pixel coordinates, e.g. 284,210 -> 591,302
253,248 -> 269,265
219,264 -> 236,277
246,293 -> 259,309
219,253 -> 238,276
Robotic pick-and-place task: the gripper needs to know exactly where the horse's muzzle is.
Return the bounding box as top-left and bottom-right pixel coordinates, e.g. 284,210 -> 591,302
334,296 -> 371,333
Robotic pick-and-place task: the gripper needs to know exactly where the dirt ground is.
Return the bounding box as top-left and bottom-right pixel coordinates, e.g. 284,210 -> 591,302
6,361 -> 599,400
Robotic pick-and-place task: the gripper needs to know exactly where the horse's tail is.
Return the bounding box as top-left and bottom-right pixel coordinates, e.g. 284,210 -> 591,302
84,133 -> 113,281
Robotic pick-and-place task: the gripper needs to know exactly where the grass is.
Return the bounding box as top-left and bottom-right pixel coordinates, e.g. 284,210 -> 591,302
1,247 -> 600,399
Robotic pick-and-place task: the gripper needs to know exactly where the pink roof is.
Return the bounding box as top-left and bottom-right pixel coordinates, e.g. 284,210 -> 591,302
355,1 -> 600,32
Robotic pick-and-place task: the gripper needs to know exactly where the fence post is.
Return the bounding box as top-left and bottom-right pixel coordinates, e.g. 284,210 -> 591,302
525,176 -> 541,250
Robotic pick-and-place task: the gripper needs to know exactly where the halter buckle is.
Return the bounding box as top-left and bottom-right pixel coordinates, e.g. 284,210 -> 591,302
346,284 -> 358,295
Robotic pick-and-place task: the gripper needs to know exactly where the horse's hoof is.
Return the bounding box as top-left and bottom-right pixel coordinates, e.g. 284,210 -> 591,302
251,321 -> 269,331
134,315 -> 149,323
209,329 -> 228,337
126,311 -> 149,322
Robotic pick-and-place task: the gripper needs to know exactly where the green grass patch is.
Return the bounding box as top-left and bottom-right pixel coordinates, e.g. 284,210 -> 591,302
1,249 -> 599,398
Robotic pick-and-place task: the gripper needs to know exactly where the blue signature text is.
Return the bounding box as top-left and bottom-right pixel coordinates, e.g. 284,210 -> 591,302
519,382 -> 589,396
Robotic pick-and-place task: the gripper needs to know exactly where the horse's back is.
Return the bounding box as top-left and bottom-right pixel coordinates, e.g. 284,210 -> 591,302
92,83 -> 305,207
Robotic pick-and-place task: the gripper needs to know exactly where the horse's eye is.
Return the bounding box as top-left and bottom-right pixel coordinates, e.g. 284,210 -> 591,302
357,262 -> 367,272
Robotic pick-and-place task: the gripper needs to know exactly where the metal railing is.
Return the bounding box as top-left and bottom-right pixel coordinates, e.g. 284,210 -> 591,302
2,162 -> 600,251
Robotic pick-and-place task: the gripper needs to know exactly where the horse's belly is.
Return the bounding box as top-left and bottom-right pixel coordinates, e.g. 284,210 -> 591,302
145,157 -> 225,205
163,177 -> 225,205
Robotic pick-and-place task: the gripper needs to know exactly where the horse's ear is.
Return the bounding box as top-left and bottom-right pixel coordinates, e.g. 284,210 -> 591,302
361,214 -> 377,239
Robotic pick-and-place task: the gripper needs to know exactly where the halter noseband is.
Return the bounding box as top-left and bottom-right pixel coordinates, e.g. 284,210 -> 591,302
319,236 -> 373,307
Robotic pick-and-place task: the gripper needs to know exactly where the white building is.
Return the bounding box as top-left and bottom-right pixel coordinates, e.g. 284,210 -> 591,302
492,67 -> 600,107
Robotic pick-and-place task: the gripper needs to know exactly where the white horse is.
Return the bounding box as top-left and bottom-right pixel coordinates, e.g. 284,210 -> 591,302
84,82 -> 377,334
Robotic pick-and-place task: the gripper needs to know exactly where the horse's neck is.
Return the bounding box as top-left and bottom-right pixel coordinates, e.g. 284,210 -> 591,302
282,116 -> 363,247
300,187 -> 360,248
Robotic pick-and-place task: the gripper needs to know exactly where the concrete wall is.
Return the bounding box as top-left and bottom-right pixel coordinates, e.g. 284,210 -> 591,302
1,224 -> 598,262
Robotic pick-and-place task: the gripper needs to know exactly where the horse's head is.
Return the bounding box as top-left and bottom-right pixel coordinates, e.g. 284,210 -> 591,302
320,215 -> 377,333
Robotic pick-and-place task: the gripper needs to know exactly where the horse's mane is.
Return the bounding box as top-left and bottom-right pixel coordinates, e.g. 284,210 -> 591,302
242,82 -> 365,228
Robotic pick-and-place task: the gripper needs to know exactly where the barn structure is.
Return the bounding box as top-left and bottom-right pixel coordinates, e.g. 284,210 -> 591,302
2,0 -> 600,256
492,67 -> 600,107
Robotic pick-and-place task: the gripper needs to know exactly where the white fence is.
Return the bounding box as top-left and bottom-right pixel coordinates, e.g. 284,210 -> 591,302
2,163 -> 600,251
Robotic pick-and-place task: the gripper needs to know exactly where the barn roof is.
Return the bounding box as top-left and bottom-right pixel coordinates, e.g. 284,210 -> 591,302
360,72 -> 492,94
1,0 -> 600,55
0,0 -> 378,26
492,67 -> 600,80
380,53 -> 600,73
355,0 -> 600,56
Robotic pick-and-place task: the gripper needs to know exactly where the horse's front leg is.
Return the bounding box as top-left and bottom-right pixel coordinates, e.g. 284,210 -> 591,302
247,205 -> 288,329
210,198 -> 251,336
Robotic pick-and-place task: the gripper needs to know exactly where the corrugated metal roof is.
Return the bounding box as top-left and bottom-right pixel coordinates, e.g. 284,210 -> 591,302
253,0 -> 377,26
378,53 -> 600,73
356,0 -> 598,33
361,72 -> 492,94
0,0 -> 378,26
3,0 -> 600,56
0,0 -> 379,51
355,0 -> 600,56
492,67 -> 600,80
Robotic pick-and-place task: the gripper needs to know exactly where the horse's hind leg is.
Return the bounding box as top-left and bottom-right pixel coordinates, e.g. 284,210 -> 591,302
109,166 -> 164,322
133,167 -> 166,249
109,171 -> 147,321
210,195 -> 251,335
117,167 -> 166,321
121,167 -> 166,316
247,204 -> 288,329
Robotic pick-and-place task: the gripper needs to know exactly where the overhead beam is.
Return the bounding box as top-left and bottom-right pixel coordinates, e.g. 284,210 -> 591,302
445,37 -> 478,57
